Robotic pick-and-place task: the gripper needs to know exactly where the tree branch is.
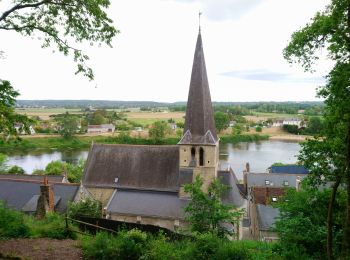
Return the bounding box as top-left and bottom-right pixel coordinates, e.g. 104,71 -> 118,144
0,0 -> 50,22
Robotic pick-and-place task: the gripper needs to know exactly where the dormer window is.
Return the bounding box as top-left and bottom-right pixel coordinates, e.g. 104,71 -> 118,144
283,180 -> 289,186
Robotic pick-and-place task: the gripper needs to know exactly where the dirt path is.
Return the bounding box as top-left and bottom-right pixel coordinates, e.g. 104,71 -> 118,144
0,238 -> 83,260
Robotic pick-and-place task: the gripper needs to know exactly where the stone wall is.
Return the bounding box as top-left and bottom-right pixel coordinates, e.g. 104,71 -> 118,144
109,213 -> 186,232
86,187 -> 115,207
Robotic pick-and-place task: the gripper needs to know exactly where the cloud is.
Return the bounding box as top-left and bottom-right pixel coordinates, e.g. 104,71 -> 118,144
220,69 -> 325,84
167,0 -> 264,20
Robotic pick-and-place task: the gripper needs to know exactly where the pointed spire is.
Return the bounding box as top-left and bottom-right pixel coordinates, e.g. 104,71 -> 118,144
179,30 -> 218,145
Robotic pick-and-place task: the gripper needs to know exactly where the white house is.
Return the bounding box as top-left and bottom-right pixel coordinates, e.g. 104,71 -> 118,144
14,123 -> 35,135
282,118 -> 302,128
87,124 -> 115,133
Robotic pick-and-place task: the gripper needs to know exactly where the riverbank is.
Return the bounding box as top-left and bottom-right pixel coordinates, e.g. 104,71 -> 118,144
0,134 -> 270,151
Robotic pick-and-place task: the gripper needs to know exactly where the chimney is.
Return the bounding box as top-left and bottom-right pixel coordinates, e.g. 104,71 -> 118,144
243,162 -> 250,194
245,162 -> 250,173
35,176 -> 54,219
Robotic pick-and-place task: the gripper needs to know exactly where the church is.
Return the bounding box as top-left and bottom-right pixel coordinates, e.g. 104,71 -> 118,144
82,29 -> 245,232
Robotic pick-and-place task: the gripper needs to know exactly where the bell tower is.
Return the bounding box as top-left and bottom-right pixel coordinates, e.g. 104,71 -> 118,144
178,29 -> 219,194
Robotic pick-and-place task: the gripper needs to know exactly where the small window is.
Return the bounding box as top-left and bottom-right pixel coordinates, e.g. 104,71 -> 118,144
272,197 -> 278,202
283,180 -> 289,186
207,160 -> 210,164
184,160 -> 187,163
184,149 -> 186,152
265,180 -> 270,185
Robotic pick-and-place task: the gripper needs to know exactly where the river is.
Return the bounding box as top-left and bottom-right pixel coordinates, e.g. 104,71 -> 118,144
5,140 -> 301,180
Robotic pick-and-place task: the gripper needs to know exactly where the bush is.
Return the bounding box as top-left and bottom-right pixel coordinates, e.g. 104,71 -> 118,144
82,230 -> 148,260
0,201 -> 30,238
68,198 -> 102,219
26,213 -> 76,239
255,126 -> 262,132
7,165 -> 25,174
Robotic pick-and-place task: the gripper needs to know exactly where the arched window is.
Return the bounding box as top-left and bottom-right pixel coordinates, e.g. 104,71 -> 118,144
191,147 -> 196,160
199,147 -> 204,166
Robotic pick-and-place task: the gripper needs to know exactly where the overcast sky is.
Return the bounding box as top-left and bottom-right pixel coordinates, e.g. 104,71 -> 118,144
0,0 -> 332,102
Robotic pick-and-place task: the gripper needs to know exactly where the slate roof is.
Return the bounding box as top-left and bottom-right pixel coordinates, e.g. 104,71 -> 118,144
179,31 -> 217,145
83,144 -> 180,192
270,165 -> 309,174
218,170 -> 245,207
106,189 -> 188,220
0,179 -> 79,213
247,173 -> 307,188
0,174 -> 65,182
256,204 -> 280,231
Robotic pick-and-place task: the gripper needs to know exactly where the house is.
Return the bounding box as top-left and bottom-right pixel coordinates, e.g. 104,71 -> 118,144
81,30 -> 246,234
250,204 -> 279,241
282,118 -> 302,128
87,124 -> 115,134
14,123 -> 36,135
243,165 -> 308,241
0,177 -> 79,214
272,120 -> 283,127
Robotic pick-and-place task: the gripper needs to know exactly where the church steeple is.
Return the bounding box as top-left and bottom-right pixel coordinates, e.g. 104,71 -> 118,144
179,30 -> 218,145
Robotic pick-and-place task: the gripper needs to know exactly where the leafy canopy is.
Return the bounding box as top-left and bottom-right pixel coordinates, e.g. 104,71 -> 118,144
0,0 -> 118,80
184,175 -> 244,236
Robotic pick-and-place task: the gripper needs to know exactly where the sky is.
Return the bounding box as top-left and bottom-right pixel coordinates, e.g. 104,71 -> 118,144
0,0 -> 332,102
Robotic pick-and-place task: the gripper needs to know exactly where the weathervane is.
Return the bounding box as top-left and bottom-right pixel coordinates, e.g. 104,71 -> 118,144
199,11 -> 202,32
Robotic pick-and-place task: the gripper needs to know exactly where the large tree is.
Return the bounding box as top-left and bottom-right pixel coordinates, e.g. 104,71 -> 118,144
0,0 -> 118,80
283,0 -> 350,257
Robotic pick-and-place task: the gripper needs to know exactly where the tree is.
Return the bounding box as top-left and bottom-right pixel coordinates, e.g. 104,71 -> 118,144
305,116 -> 323,135
149,121 -> 169,141
0,80 -> 32,141
57,112 -> 78,139
68,198 -> 102,219
274,186 -> 346,259
0,0 -> 118,80
214,112 -> 230,133
184,176 -> 244,237
283,0 -> 350,257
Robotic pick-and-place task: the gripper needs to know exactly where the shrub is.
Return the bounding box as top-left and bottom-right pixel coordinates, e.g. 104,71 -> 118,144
0,201 -> 30,238
255,126 -> 262,132
26,213 -> 76,239
82,230 -> 148,260
68,198 -> 102,219
7,165 -> 25,174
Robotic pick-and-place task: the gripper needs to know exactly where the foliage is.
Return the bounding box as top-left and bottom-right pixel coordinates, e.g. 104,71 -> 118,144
274,187 -> 346,259
184,176 -> 244,236
149,121 -> 169,141
283,0 -> 350,255
255,126 -> 262,132
43,159 -> 85,182
57,112 -> 79,139
7,165 -> 25,174
26,213 -> 76,239
0,0 -> 118,80
82,230 -> 275,260
68,198 -> 102,219
82,230 -> 148,260
214,111 -> 230,133
220,134 -> 269,144
0,201 -> 30,238
176,122 -> 185,128
283,124 -> 299,134
0,80 -> 32,141
0,153 -> 8,173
